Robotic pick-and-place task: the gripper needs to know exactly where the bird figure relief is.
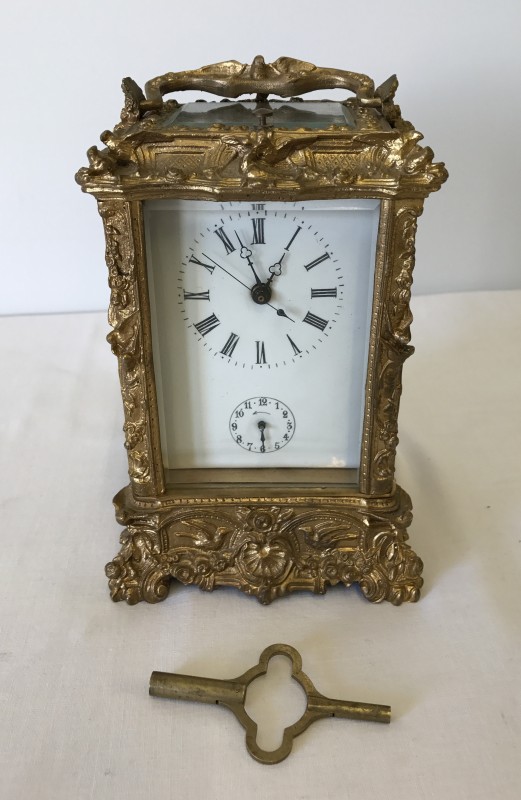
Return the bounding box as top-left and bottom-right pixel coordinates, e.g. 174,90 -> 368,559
202,128 -> 318,184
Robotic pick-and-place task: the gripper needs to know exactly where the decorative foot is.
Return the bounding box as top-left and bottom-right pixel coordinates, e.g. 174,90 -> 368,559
105,525 -> 171,604
356,494 -> 424,604
357,532 -> 423,605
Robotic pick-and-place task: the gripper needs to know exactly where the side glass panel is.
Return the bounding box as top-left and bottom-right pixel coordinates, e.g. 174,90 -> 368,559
144,200 -> 379,481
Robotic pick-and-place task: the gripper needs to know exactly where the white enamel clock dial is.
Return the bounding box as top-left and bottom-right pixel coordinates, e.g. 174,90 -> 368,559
177,211 -> 343,367
145,199 -> 379,470
230,397 -> 296,454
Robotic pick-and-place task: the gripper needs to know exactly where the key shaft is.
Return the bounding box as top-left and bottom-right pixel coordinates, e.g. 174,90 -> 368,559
150,671 -> 245,707
308,694 -> 391,723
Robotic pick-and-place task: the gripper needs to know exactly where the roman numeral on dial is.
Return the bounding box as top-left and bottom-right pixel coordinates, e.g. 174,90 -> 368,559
194,313 -> 220,337
188,254 -> 215,274
214,226 -> 235,254
220,332 -> 239,357
303,252 -> 330,271
311,288 -> 337,298
251,217 -> 265,244
183,290 -> 210,301
303,311 -> 329,331
287,334 -> 302,356
256,340 -> 267,364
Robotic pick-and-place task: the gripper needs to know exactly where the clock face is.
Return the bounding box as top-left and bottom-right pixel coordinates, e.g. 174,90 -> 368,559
229,397 -> 296,453
145,199 -> 380,471
178,208 -> 344,368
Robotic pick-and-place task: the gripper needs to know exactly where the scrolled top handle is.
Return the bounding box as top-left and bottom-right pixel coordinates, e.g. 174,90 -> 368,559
140,55 -> 381,113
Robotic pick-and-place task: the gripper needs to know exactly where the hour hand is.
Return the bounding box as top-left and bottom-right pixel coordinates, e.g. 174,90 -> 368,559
258,420 -> 266,453
267,252 -> 286,286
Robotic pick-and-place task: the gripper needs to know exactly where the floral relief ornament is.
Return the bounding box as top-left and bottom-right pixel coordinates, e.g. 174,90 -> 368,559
105,496 -> 422,606
234,507 -> 296,587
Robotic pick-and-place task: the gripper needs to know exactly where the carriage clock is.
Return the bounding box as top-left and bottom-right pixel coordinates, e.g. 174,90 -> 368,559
76,56 -> 447,606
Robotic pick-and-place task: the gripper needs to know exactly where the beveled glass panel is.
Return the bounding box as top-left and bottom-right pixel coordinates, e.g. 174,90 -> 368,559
162,100 -> 355,129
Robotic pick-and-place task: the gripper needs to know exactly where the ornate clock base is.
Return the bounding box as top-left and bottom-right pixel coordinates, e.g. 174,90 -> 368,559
105,486 -> 423,606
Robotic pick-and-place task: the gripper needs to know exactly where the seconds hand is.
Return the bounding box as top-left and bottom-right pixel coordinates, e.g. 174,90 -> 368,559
202,253 -> 295,322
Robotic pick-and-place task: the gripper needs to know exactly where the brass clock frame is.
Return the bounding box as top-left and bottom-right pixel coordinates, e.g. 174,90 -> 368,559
76,57 -> 447,606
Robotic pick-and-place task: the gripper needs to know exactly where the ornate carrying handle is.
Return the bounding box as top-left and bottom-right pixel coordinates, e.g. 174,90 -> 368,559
140,55 -> 381,114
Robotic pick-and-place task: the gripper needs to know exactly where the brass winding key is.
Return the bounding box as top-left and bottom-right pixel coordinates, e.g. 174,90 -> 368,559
149,643 -> 391,764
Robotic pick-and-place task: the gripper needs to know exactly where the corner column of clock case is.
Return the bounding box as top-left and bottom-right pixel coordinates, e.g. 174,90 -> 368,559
101,196 -> 424,606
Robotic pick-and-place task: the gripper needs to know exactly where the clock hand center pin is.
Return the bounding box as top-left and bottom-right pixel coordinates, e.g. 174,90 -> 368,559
250,281 -> 272,305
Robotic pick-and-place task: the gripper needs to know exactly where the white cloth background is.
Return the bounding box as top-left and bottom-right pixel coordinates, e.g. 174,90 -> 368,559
1,291 -> 520,799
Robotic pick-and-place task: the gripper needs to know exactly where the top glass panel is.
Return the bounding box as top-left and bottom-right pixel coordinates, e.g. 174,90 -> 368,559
163,100 -> 355,130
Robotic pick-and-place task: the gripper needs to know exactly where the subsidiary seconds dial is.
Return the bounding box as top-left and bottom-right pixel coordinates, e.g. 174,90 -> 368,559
230,397 -> 295,453
178,203 -> 344,368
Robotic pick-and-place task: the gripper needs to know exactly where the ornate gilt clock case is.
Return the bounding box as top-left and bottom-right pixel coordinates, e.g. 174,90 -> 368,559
76,56 -> 447,606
